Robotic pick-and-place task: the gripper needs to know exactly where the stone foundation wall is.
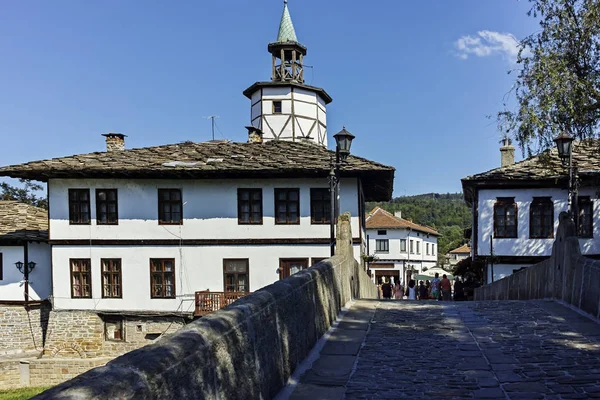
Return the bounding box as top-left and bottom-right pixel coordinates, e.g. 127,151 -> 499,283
28,358 -> 112,387
475,212 -> 600,320
34,213 -> 379,400
0,304 -> 188,359
0,360 -> 22,389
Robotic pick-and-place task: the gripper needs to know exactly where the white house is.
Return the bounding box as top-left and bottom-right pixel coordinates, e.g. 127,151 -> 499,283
0,201 -> 51,302
462,139 -> 600,283
446,244 -> 471,267
0,3 -> 394,315
366,207 -> 439,285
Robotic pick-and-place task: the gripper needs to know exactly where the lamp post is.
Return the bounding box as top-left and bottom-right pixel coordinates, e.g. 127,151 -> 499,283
553,131 -> 578,226
15,239 -> 36,305
329,127 -> 355,256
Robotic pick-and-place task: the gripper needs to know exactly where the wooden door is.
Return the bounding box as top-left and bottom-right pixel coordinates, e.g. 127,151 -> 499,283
279,258 -> 309,280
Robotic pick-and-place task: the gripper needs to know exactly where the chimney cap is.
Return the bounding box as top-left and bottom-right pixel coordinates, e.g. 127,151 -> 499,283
102,132 -> 127,139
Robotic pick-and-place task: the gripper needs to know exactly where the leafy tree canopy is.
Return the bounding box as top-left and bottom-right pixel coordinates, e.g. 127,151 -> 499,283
366,193 -> 471,265
0,179 -> 48,209
498,0 -> 600,154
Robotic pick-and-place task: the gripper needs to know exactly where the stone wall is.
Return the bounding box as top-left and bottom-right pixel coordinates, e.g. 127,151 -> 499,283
0,303 -> 187,359
0,360 -> 22,389
475,212 -> 600,320
34,213 -> 378,399
28,358 -> 112,387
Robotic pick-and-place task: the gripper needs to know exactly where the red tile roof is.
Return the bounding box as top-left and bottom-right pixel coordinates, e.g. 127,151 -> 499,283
365,207 -> 440,236
449,244 -> 471,254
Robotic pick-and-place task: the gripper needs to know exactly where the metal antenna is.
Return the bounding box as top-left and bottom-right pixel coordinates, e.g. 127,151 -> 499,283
203,116 -> 219,140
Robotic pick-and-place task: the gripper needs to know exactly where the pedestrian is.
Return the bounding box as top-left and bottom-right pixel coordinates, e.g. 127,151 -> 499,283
453,278 -> 464,301
418,280 -> 427,300
431,273 -> 441,301
407,279 -> 416,300
440,274 -> 452,301
381,279 -> 392,299
394,281 -> 403,300
425,280 -> 431,299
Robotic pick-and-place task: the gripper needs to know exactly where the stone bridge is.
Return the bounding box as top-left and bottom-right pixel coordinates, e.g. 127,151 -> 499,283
34,214 -> 600,399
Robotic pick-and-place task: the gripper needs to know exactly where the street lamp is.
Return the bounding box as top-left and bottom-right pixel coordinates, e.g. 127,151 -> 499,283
15,261 -> 36,275
329,127 -> 355,256
553,131 -> 578,222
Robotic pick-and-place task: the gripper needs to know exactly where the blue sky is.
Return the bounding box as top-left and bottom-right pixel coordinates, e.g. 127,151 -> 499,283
0,0 -> 539,196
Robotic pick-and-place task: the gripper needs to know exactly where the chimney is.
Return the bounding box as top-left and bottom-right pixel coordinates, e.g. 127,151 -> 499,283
102,133 -> 126,152
500,137 -> 515,167
246,126 -> 263,144
394,211 -> 402,219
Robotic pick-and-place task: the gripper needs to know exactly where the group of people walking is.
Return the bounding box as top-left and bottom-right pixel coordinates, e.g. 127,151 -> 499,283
380,273 -> 456,301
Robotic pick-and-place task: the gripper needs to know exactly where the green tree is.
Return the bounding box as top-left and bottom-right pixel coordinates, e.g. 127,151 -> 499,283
498,0 -> 600,153
0,179 -> 48,209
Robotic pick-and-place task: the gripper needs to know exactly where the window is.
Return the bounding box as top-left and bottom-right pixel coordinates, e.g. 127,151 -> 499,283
529,197 -> 554,238
150,259 -> 175,298
410,240 -> 414,254
578,196 -> 593,238
432,244 -> 435,255
96,189 -> 118,225
416,242 -> 421,254
377,230 -> 387,235
310,188 -> 330,224
0,253 -> 3,280
223,259 -> 249,293
400,239 -> 407,252
101,259 -> 122,298
494,197 -> 518,238
375,239 -> 389,253
70,259 -> 91,298
238,189 -> 263,224
104,316 -> 124,341
158,189 -> 182,225
272,101 -> 282,114
426,243 -> 430,255
275,188 -> 300,224
69,189 -> 90,225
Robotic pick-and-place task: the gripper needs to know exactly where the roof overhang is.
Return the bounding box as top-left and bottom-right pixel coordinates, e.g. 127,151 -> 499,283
243,81 -> 333,104
0,168 -> 393,203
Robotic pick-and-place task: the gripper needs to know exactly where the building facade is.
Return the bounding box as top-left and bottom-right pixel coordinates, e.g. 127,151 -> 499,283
365,207 -> 439,285
446,244 -> 471,267
0,201 -> 51,302
462,139 -> 599,283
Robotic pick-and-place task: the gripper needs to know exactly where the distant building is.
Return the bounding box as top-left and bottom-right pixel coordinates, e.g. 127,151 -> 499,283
0,201 -> 51,302
366,207 -> 439,285
462,139 -> 600,283
446,244 -> 471,267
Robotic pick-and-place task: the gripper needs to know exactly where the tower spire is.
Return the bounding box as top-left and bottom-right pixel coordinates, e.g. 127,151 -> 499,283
276,0 -> 298,43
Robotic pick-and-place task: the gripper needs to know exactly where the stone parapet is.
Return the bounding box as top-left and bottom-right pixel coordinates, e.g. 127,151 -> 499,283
33,213 -> 378,399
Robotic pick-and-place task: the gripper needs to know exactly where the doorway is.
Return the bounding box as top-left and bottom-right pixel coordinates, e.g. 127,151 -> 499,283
279,258 -> 309,280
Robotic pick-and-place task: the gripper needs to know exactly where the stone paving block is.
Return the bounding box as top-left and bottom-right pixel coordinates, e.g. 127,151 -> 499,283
473,388 -> 506,398
320,329 -> 366,356
288,383 -> 345,400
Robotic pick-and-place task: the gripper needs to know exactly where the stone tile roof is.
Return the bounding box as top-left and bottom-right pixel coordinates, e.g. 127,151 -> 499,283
449,244 -> 471,254
0,140 -> 394,201
0,201 -> 48,242
463,140 -> 600,184
366,207 -> 440,236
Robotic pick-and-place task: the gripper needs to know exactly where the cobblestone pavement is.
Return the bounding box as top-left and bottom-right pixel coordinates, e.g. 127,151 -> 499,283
344,300 -> 600,400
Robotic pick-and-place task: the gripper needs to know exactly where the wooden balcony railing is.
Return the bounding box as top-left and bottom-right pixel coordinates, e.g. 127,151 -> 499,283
194,290 -> 249,317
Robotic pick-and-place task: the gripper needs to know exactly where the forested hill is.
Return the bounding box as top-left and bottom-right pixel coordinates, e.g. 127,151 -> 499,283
366,193 -> 471,264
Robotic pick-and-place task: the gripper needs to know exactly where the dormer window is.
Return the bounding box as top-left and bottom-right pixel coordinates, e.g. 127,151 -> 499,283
273,101 -> 282,114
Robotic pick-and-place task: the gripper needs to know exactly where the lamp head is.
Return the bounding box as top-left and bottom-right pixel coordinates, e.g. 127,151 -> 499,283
553,131 -> 574,167
333,127 -> 355,162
